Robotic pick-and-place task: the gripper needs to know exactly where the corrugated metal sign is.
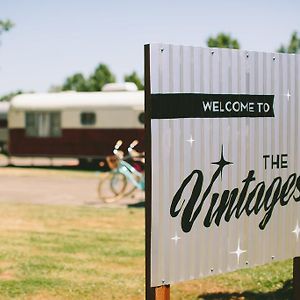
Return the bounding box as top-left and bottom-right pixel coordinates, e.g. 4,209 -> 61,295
145,44 -> 300,287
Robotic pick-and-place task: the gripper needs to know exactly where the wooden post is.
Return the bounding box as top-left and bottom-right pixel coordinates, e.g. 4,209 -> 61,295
293,257 -> 300,300
155,285 -> 170,300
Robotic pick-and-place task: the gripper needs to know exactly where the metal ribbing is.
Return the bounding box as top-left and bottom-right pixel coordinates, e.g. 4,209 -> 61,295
150,44 -> 300,287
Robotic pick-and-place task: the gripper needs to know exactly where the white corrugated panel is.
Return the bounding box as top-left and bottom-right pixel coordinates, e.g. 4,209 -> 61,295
148,44 -> 300,287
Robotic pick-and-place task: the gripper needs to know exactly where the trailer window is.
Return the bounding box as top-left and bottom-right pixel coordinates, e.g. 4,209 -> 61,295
81,112 -> 96,125
25,112 -> 61,137
138,112 -> 145,124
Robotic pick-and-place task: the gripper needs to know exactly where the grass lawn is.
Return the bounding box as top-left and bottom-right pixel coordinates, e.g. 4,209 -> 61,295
0,203 -> 293,299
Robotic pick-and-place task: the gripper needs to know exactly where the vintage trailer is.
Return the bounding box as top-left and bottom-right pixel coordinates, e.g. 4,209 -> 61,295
0,102 -> 9,153
8,85 -> 144,163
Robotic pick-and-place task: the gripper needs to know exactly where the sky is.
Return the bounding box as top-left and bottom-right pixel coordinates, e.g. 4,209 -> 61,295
0,0 -> 299,95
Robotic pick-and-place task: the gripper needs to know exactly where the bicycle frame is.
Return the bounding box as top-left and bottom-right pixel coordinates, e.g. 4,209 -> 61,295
116,160 -> 145,190
104,139 -> 145,191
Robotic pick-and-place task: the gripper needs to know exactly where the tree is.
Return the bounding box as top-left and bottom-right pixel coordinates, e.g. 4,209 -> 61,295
0,90 -> 23,101
0,19 -> 14,35
124,71 -> 144,90
62,73 -> 89,91
88,64 -> 116,91
277,31 -> 300,54
57,64 -> 116,92
0,20 -> 17,102
0,19 -> 14,46
0,19 -> 14,98
48,85 -> 62,93
207,33 -> 240,49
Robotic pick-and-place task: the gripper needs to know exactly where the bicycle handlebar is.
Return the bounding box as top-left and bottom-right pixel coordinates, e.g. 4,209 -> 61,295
105,140 -> 144,170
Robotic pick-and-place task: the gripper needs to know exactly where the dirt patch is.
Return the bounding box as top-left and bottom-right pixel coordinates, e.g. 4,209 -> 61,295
0,261 -> 15,280
0,167 -> 144,207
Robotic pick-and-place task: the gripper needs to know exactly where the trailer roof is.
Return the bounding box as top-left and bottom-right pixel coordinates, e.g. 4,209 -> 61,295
10,91 -> 144,111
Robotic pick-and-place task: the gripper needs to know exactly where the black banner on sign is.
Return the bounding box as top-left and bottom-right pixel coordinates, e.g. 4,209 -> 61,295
151,93 -> 275,119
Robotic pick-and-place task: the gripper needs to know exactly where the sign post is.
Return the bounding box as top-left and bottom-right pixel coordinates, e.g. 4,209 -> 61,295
145,44 -> 171,300
145,43 -> 300,299
294,257 -> 300,300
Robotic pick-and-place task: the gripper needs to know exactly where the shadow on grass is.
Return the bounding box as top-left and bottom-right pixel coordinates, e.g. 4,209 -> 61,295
198,279 -> 292,300
127,201 -> 145,208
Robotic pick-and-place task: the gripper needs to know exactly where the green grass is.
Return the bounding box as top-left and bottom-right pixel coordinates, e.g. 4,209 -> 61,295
0,203 -> 293,299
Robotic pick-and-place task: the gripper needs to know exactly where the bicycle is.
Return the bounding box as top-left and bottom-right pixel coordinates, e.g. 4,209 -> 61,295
97,140 -> 145,203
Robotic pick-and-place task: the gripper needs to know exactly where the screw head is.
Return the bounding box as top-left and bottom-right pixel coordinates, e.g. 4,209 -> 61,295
211,50 -> 214,55
273,56 -> 276,61
160,48 -> 164,53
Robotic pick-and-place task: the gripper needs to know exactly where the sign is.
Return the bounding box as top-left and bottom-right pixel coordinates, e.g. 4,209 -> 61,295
145,44 -> 300,288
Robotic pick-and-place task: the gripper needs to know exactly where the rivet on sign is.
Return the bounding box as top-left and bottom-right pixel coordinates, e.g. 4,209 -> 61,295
246,53 -> 249,58
162,279 -> 165,284
245,261 -> 249,265
211,50 -> 214,55
271,256 -> 275,260
160,48 -> 164,53
273,56 -> 276,61
210,268 -> 214,272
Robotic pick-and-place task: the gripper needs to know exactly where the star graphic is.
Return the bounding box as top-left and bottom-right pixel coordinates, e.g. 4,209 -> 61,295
212,145 -> 233,179
293,221 -> 300,240
286,89 -> 291,101
186,135 -> 195,147
230,239 -> 247,265
171,234 -> 181,245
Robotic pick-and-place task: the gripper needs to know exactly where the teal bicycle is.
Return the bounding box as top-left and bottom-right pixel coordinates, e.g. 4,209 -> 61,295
97,140 -> 145,203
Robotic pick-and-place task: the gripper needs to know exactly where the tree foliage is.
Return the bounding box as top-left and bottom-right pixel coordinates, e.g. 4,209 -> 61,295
0,19 -> 14,48
88,64 -> 116,91
124,71 -> 143,90
62,73 -> 89,91
0,19 -> 14,34
207,33 -> 240,49
0,19 -> 16,102
48,85 -> 62,93
277,31 -> 300,54
61,64 -> 116,92
0,90 -> 23,102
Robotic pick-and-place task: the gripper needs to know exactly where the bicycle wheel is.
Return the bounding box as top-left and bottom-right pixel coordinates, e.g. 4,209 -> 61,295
110,172 -> 127,195
98,172 -> 127,203
121,173 -> 142,198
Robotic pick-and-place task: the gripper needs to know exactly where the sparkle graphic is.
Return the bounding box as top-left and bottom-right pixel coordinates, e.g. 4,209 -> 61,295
212,145 -> 233,179
286,89 -> 291,101
186,135 -> 195,147
293,221 -> 300,240
230,239 -> 247,265
171,234 -> 181,245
